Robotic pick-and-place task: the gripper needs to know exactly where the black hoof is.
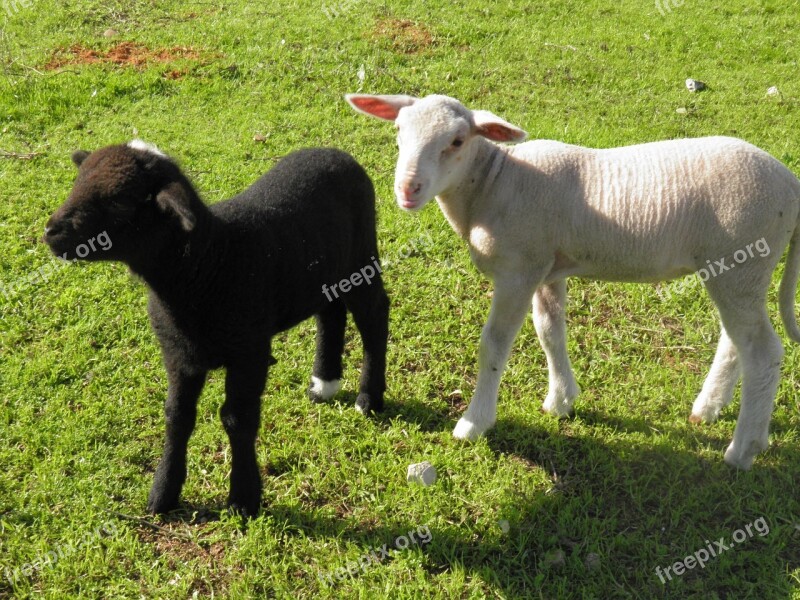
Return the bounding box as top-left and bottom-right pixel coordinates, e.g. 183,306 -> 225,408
355,393 -> 384,414
147,495 -> 179,515
227,500 -> 259,518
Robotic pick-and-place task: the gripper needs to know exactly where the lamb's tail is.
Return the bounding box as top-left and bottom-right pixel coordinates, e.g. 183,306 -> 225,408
779,222 -> 800,343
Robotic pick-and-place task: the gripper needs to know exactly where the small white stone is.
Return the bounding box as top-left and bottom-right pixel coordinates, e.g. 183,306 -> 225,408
498,519 -> 510,534
766,86 -> 780,96
685,78 -> 706,92
407,461 -> 437,486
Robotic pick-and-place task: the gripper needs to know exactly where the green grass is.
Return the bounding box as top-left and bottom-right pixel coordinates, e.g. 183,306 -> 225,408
1,0 -> 799,597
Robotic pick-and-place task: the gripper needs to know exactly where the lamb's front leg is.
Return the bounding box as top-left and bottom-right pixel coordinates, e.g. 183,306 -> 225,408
690,325 -> 740,423
453,276 -> 539,441
533,280 -> 580,417
222,357 -> 269,517
148,368 -> 208,514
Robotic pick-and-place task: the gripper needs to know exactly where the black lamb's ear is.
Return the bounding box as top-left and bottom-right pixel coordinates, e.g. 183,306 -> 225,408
71,150 -> 90,167
155,181 -> 196,232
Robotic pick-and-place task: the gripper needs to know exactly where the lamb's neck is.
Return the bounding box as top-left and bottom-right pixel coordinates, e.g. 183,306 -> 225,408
435,138 -> 510,240
131,212 -> 225,310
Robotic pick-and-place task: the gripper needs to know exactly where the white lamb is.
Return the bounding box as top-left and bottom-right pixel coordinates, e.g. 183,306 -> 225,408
346,93 -> 800,470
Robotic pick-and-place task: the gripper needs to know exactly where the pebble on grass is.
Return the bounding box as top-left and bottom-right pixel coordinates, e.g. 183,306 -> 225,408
407,461 -> 437,486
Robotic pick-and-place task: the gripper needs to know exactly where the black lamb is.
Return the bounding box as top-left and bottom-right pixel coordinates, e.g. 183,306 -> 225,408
44,140 -> 390,517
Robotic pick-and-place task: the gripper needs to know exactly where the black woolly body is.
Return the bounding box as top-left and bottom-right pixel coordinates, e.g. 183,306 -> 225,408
45,144 -> 390,517
148,149 -> 380,368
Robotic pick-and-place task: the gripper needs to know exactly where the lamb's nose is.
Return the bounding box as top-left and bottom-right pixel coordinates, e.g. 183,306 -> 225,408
43,221 -> 63,240
402,182 -> 422,200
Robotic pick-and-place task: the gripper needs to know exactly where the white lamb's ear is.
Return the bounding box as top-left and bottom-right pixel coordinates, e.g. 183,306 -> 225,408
472,110 -> 527,143
345,94 -> 417,121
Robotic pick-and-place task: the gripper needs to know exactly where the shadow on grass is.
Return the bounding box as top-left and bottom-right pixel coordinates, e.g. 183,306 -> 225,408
482,410 -> 800,597
123,394 -> 799,598
344,400 -> 798,596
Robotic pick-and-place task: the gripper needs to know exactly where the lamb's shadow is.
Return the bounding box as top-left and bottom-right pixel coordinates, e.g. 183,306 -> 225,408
379,398 -> 798,595
376,394 -> 454,433
138,394 -> 798,597
483,409 -> 800,596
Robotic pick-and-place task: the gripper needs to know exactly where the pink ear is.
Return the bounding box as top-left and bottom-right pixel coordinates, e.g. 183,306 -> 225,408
472,110 -> 527,143
345,94 -> 417,121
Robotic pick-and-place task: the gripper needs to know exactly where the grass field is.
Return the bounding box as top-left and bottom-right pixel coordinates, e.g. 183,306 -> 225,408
1,0 -> 799,597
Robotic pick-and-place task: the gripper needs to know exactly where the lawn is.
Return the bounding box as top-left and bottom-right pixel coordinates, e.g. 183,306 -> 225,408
1,0 -> 799,598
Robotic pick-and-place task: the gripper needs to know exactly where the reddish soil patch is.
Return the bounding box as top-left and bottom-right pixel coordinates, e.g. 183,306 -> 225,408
163,68 -> 189,80
43,42 -> 205,71
371,18 -> 435,54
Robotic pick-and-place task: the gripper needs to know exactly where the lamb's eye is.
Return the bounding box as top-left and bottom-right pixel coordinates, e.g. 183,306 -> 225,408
452,139 -> 464,148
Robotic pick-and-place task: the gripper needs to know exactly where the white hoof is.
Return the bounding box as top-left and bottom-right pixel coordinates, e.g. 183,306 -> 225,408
690,395 -> 722,424
724,444 -> 754,471
541,385 -> 579,418
309,376 -> 341,400
723,435 -> 768,470
453,417 -> 491,441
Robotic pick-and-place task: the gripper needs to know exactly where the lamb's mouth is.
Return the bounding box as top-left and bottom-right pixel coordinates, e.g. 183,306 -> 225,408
42,229 -> 79,259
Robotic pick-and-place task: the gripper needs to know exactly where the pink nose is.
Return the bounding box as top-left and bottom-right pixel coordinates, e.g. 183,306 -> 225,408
399,181 -> 422,202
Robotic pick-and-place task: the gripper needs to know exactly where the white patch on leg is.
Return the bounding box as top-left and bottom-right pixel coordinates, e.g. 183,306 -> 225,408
310,376 -> 341,400
128,139 -> 167,158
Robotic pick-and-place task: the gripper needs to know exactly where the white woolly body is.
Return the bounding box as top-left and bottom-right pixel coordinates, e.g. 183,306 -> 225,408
443,135 -> 800,285
350,93 -> 800,472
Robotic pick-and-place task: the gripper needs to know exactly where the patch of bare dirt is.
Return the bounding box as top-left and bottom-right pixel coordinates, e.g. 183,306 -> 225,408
371,18 -> 436,54
43,42 -> 206,71
133,527 -> 231,594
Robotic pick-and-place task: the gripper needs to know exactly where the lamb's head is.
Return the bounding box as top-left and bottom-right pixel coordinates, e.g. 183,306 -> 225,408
346,94 -> 527,210
44,141 -> 198,263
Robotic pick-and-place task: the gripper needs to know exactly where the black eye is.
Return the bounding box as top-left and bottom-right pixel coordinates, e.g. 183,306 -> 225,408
452,139 -> 463,148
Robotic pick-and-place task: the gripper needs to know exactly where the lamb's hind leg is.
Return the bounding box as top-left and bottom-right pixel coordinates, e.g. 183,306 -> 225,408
309,300 -> 347,403
454,275 -> 540,441
345,278 -> 389,414
534,280 -> 580,417
706,280 -> 783,470
690,325 -> 740,423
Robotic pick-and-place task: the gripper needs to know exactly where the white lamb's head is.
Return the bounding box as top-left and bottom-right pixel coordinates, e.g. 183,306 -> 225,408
346,93 -> 527,210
